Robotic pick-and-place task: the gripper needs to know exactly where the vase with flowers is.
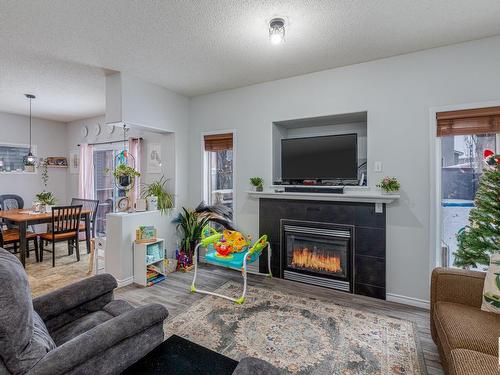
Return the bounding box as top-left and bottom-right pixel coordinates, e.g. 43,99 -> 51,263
377,177 -> 400,194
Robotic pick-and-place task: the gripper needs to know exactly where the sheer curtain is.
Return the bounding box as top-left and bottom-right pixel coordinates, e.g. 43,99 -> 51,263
128,138 -> 141,205
78,143 -> 95,199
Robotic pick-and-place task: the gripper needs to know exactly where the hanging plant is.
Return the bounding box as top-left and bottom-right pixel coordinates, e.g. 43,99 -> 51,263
105,164 -> 140,188
40,158 -> 49,187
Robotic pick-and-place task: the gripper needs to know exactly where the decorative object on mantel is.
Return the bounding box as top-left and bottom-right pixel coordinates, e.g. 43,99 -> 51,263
376,176 -> 400,194
147,142 -> 162,173
135,225 -> 157,244
141,176 -> 174,214
454,149 -> 500,269
249,177 -> 264,192
23,94 -> 37,168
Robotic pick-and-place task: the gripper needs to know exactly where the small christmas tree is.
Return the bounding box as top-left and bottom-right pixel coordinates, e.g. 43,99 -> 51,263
454,150 -> 500,269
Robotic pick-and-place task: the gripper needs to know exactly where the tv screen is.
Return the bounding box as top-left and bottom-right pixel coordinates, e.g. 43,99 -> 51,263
281,134 -> 358,181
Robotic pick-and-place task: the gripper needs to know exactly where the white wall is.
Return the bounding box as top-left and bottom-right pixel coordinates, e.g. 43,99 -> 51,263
188,35 -> 500,303
0,111 -> 67,206
105,73 -> 191,254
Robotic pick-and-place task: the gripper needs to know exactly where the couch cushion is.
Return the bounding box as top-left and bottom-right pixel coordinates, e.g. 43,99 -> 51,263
0,248 -> 55,374
450,349 -> 499,375
51,300 -> 135,346
434,301 -> 499,357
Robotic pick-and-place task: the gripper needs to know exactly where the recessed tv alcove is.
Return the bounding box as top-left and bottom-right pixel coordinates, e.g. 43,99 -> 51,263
272,111 -> 368,185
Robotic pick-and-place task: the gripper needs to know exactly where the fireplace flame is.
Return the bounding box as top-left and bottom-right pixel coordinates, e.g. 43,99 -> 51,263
291,248 -> 342,273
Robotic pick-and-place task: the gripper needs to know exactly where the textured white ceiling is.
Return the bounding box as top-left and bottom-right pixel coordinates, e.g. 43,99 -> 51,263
1,0 -> 500,121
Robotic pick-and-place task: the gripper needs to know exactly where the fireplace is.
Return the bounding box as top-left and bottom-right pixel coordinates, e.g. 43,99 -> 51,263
281,220 -> 353,292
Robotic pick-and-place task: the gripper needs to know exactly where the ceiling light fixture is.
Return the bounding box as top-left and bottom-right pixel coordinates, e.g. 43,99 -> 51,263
23,94 -> 37,167
269,18 -> 285,45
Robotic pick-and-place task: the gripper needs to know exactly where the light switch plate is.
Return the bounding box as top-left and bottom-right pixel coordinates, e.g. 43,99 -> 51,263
375,203 -> 383,213
374,161 -> 382,172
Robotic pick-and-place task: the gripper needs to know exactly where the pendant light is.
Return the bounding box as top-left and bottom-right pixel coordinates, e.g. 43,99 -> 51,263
23,94 -> 37,166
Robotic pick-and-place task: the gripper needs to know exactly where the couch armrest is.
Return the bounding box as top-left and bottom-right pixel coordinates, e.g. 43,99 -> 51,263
32,274 -> 117,322
430,267 -> 485,342
233,357 -> 286,375
27,303 -> 168,375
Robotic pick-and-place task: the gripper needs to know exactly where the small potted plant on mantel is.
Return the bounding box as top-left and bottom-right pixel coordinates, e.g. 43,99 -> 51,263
250,177 -> 264,192
377,177 -> 400,194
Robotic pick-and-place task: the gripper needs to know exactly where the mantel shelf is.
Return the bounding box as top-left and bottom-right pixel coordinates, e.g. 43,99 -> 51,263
247,190 -> 399,204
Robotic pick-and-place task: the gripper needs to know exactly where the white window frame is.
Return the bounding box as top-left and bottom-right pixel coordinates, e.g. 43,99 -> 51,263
429,100 -> 500,271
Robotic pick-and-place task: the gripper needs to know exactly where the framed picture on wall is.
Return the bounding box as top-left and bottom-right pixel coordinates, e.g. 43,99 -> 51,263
147,143 -> 162,173
69,150 -> 79,174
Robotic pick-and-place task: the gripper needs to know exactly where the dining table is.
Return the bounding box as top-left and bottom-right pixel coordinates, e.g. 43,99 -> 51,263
0,208 -> 92,267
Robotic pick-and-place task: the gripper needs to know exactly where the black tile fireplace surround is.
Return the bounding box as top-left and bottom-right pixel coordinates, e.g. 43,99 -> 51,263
258,198 -> 386,300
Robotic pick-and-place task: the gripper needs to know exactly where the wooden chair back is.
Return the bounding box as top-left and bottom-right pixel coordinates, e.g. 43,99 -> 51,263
51,205 -> 83,235
70,198 -> 99,236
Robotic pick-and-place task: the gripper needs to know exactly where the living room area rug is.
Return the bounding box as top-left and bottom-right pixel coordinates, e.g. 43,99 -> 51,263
165,282 -> 426,375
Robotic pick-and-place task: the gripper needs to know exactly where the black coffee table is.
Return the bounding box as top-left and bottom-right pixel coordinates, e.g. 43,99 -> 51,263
123,334 -> 239,375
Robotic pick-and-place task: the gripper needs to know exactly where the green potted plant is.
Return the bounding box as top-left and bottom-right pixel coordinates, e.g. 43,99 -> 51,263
108,164 -> 141,188
141,176 -> 174,214
172,207 -> 209,270
377,177 -> 400,194
250,177 -> 264,192
35,191 -> 57,213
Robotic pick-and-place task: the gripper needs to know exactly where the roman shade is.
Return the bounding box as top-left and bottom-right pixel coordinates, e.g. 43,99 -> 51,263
204,133 -> 233,151
436,106 -> 500,136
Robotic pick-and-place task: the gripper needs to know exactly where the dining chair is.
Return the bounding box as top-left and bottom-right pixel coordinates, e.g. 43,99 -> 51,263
39,205 -> 83,267
70,198 -> 99,248
0,194 -> 24,229
0,226 -> 39,261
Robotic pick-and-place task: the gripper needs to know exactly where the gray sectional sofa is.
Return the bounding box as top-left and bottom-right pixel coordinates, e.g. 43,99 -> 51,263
0,248 -> 283,375
0,248 -> 167,375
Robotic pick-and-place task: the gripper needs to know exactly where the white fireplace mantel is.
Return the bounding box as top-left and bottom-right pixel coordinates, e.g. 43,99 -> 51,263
247,189 -> 399,205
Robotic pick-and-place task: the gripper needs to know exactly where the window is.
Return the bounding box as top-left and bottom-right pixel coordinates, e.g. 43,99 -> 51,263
0,144 -> 36,173
436,106 -> 500,267
203,133 -> 233,211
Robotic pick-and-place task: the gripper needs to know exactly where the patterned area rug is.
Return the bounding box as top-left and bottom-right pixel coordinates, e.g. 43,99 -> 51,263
166,282 -> 426,375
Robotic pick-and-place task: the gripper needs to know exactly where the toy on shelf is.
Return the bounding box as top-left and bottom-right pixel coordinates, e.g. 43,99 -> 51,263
190,225 -> 272,304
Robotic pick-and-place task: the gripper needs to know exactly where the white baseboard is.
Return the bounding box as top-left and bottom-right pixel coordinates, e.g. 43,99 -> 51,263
386,293 -> 430,310
116,276 -> 134,288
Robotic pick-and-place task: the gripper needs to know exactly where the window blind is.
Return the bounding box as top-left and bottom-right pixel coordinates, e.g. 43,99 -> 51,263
436,106 -> 500,136
204,133 -> 233,151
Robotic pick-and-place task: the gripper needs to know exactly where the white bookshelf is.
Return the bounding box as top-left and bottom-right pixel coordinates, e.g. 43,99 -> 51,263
133,238 -> 166,286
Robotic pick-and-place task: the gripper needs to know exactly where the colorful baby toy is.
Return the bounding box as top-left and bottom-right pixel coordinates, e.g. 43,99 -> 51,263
190,225 -> 272,304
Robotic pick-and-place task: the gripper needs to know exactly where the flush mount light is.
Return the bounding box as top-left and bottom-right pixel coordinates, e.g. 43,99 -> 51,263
269,18 -> 285,45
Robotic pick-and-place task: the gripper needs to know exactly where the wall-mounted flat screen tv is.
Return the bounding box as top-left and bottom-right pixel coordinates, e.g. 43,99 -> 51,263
281,133 -> 358,181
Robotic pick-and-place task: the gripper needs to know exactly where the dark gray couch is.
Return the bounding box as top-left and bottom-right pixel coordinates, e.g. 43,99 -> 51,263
0,249 -> 168,375
0,248 -> 284,375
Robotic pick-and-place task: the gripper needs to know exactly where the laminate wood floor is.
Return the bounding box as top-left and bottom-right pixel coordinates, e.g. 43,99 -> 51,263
116,264 -> 444,375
